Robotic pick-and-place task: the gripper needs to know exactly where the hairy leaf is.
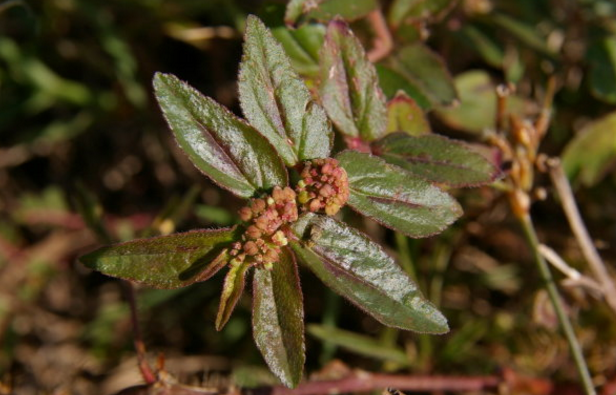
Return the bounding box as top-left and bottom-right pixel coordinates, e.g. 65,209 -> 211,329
238,16 -> 332,166
253,249 -> 305,388
337,151 -> 462,237
386,91 -> 430,136
308,324 -> 409,365
372,132 -> 501,187
562,111 -> 616,187
385,43 -> 457,107
285,0 -> 378,26
272,23 -> 325,78
153,73 -> 287,198
319,19 -> 387,142
80,228 -> 237,289
290,213 -> 449,333
216,261 -> 251,330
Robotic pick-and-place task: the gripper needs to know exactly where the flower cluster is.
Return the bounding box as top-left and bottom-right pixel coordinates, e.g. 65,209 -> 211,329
229,186 -> 298,269
296,158 -> 350,216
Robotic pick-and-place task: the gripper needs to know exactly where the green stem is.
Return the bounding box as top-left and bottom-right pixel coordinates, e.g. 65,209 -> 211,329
519,213 -> 595,395
394,232 -> 417,280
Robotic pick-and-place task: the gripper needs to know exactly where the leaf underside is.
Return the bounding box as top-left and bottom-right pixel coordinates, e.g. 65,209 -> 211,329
238,15 -> 332,167
337,150 -> 462,238
80,227 -> 237,289
216,261 -> 251,330
253,248 -> 305,388
319,19 -> 387,142
372,132 -> 501,187
153,73 -> 287,199
290,213 -> 449,333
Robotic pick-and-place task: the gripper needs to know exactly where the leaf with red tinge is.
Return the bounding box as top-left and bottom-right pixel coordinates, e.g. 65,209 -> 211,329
386,91 -> 430,136
80,228 -> 237,289
216,261 -> 251,330
153,73 -> 287,199
290,213 -> 448,333
372,132 -> 501,187
253,249 -> 305,388
239,16 -> 332,167
285,0 -> 378,26
337,150 -> 462,237
319,19 -> 387,142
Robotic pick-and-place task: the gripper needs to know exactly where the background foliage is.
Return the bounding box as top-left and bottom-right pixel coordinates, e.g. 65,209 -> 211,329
1,0 -> 616,393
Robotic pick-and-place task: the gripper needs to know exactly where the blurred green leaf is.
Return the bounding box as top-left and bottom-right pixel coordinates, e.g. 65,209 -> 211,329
238,15 -> 332,166
372,132 -> 501,187
216,261 -> 250,330
290,213 -> 448,333
388,0 -> 456,27
80,229 -> 236,289
435,70 -> 525,134
489,13 -> 556,57
376,64 -> 432,109
308,324 -> 409,365
588,36 -> 616,104
337,151 -> 462,237
384,43 -> 458,107
385,91 -> 430,136
153,72 -> 288,198
457,25 -> 505,68
285,0 -> 377,26
194,205 -> 236,226
253,249 -> 304,388
562,111 -> 616,186
319,19 -> 387,141
272,23 -> 325,78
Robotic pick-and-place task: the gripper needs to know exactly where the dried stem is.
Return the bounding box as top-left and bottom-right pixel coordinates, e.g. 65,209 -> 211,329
539,244 -> 603,296
243,372 -> 502,395
546,158 -> 616,314
518,213 -> 596,395
366,9 -> 393,63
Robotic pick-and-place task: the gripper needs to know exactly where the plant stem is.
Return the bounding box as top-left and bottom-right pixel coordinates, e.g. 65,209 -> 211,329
547,158 -> 616,314
394,232 -> 416,280
366,8 -> 393,62
518,213 -> 596,395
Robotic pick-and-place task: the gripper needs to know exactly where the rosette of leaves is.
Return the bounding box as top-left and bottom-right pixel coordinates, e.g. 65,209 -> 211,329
80,15 -> 477,388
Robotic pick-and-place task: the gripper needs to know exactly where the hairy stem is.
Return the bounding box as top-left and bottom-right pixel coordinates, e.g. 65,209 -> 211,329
518,213 -> 596,395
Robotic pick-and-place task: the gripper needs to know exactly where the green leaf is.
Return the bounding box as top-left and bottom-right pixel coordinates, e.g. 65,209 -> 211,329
216,261 -> 251,330
588,36 -> 616,104
388,0 -> 456,27
80,228 -> 237,289
337,151 -> 462,237
290,213 -> 449,333
253,249 -> 305,388
272,23 -> 326,78
376,64 -> 431,109
372,132 -> 501,187
386,91 -> 430,136
384,43 -> 458,107
490,13 -> 556,57
562,111 -> 616,187
308,324 -> 409,365
153,73 -> 287,199
456,25 -> 505,69
434,70 -> 525,134
319,19 -> 387,142
285,0 -> 378,26
238,16 -> 332,166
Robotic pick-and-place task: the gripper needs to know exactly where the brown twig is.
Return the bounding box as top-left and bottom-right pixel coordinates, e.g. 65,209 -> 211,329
243,372 -> 502,395
366,9 -> 393,63
546,158 -> 616,314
